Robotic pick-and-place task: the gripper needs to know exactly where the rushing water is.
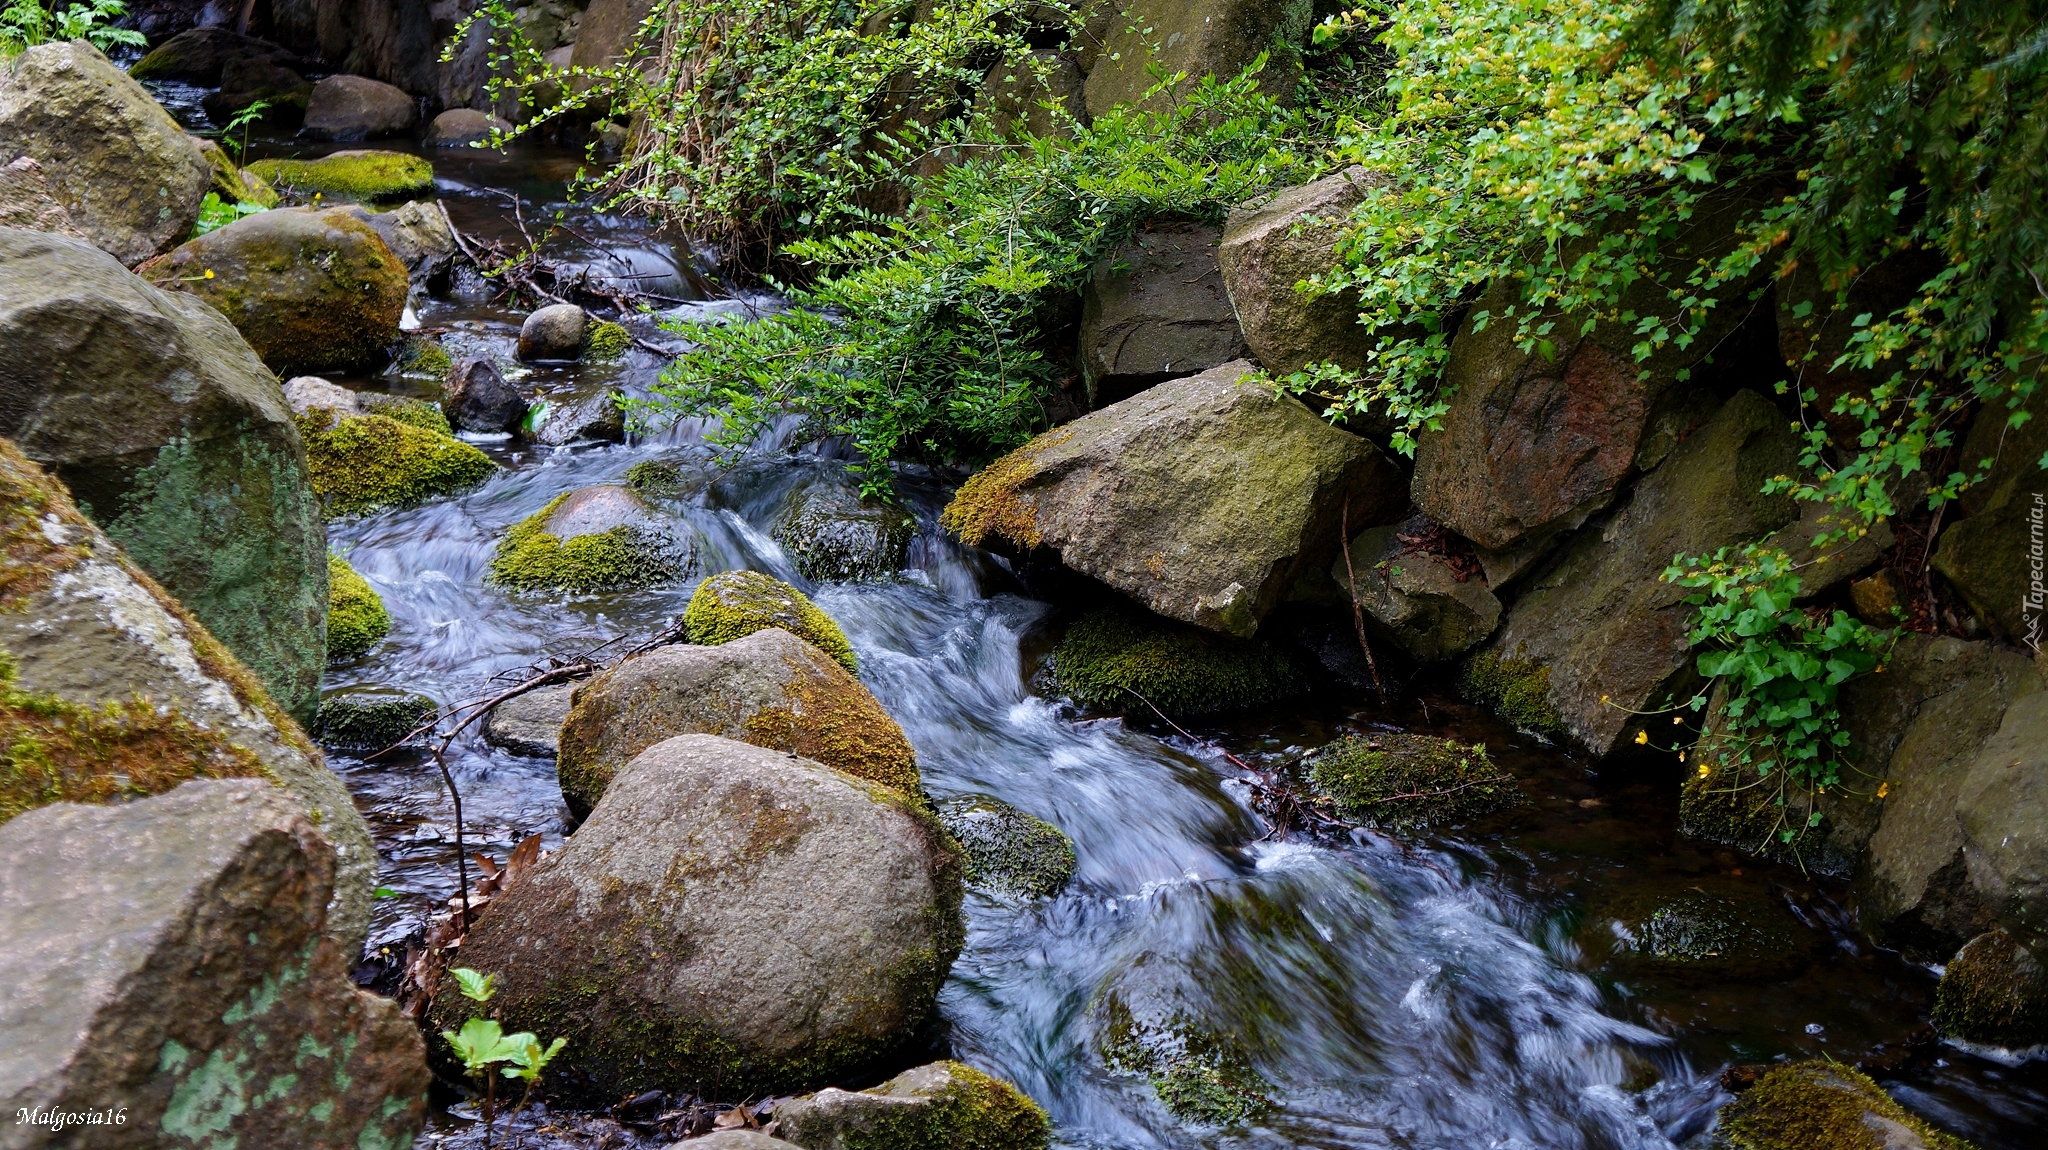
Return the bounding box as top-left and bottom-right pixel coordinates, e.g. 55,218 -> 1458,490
144,91 -> 2047,1147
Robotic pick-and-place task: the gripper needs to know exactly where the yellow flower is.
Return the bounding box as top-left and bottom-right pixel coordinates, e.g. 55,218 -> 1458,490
1634,729 -> 1649,745
1697,763 -> 1711,779
1673,715 -> 1683,724
1877,782 -> 1890,799
203,269 -> 214,279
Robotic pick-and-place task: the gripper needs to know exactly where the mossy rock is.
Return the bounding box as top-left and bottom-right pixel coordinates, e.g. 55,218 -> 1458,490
684,569 -> 857,673
488,488 -> 693,594
938,797 -> 1076,899
1717,1061 -> 1976,1150
774,1061 -> 1051,1150
1050,607 -> 1302,715
1581,878 -> 1813,982
360,394 -> 453,436
1095,973 -> 1272,1128
624,458 -> 699,498
297,412 -> 495,517
392,336 -> 453,383
325,553 -> 388,661
585,320 -> 632,362
1304,733 -> 1521,832
1932,929 -> 2048,1048
314,692 -> 437,753
246,151 -> 434,201
773,481 -> 914,583
1460,649 -> 1566,737
197,137 -> 279,209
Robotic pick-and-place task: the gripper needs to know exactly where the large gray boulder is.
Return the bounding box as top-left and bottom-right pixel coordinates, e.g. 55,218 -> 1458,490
1077,222 -> 1246,403
1959,676 -> 2048,960
0,228 -> 328,722
554,627 -> 919,818
0,41 -> 211,265
0,156 -> 86,240
141,206 -> 410,376
1334,514 -> 1502,662
1931,391 -> 2048,642
1485,390 -> 1800,757
0,781 -> 427,1150
301,73 -> 418,141
943,359 -> 1405,638
1082,0 -> 1313,116
433,733 -> 964,1101
0,438 -> 372,953
1219,167 -> 1394,379
774,1061 -> 1051,1150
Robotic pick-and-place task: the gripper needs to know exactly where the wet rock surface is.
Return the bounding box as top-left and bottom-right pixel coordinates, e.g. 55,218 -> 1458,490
774,1061 -> 1051,1150
443,355 -> 529,432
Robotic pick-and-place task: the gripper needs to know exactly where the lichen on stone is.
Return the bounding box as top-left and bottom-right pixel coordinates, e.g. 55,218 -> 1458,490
314,693 -> 437,754
325,553 -> 388,661
738,657 -> 920,794
585,320 -> 632,362
246,152 -> 434,201
937,797 -> 1076,899
1459,649 -> 1566,737
1716,1061 -> 1976,1150
296,412 -> 495,517
1305,733 -> 1521,831
1050,607 -> 1302,714
939,429 -> 1071,550
683,570 -> 857,672
487,492 -> 689,594
1932,929 -> 2048,1048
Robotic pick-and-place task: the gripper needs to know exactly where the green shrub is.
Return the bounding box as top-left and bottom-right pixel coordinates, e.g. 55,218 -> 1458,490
1305,733 -> 1520,831
1051,608 -> 1302,715
682,569 -> 856,672
247,152 -> 435,201
326,553 -> 389,661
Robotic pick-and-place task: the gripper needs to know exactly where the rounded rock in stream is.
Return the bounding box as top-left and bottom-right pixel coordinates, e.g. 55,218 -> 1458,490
314,692 -> 437,754
296,409 -> 495,517
1581,877 -> 1815,982
684,569 -> 858,672
301,74 -> 417,141
1304,733 -> 1522,832
774,1060 -> 1051,1150
441,355 -> 528,433
937,796 -> 1075,900
488,485 -> 694,593
1932,928 -> 2048,1048
1715,1061 -> 1977,1150
773,481 -> 914,583
433,733 -> 963,1102
482,682 -> 577,758
518,302 -> 589,360
556,626 -> 918,819
1093,955 -> 1274,1128
325,552 -> 389,661
426,107 -> 512,147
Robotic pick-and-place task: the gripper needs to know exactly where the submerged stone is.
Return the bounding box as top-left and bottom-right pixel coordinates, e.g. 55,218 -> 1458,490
1094,956 -> 1274,1128
1583,878 -> 1813,982
938,797 -> 1076,899
774,480 -> 914,583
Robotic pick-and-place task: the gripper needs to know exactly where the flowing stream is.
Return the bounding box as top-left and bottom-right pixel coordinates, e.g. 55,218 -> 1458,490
161,107 -> 2048,1148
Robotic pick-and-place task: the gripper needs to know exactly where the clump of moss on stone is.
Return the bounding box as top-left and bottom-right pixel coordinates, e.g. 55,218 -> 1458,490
1099,995 -> 1272,1128
394,337 -> 453,383
487,493 -> 686,594
585,320 -> 632,362
739,659 -> 919,794
0,646 -> 267,824
684,570 -> 857,672
624,459 -> 687,496
939,428 -> 1071,550
314,693 -> 437,753
1051,607 -> 1302,714
297,412 -> 496,517
1305,733 -> 1521,832
247,152 -> 435,201
937,797 -> 1076,899
1717,1061 -> 1976,1150
326,553 -> 388,661
1460,649 -> 1566,737
1588,882 -> 1809,981
775,483 -> 914,584
1932,929 -> 2048,1048
779,1061 -> 1051,1150
362,395 -> 454,436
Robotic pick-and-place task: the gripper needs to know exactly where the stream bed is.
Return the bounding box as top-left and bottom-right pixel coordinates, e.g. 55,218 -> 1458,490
161,103 -> 2048,1149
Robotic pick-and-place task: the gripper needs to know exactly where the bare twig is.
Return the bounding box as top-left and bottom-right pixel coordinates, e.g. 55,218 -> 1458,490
1340,500 -> 1388,704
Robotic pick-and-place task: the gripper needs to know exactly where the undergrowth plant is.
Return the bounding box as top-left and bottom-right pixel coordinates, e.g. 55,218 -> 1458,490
441,967 -> 567,1149
0,0 -> 143,54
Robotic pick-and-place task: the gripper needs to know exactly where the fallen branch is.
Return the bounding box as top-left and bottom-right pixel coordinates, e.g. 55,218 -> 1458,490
1340,500 -> 1388,705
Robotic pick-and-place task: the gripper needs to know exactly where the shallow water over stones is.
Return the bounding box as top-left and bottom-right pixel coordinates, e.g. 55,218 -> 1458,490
157,114 -> 2048,1147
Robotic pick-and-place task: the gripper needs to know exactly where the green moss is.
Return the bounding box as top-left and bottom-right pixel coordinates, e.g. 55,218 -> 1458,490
937,797 -> 1076,899
246,152 -> 435,202
1460,649 -> 1566,737
624,459 -> 686,496
486,493 -> 687,593
394,337 -> 453,384
314,693 -> 437,754
585,320 -> 632,362
738,662 -> 920,793
325,553 -> 388,662
1305,733 -> 1521,831
939,429 -> 1071,550
296,412 -> 495,517
199,141 -> 279,209
781,1062 -> 1051,1150
683,569 -> 857,672
1051,607 -> 1301,714
1587,880 -> 1809,981
362,395 -> 453,436
1099,995 -> 1272,1128
1932,929 -> 2048,1047
1718,1061 -> 1976,1150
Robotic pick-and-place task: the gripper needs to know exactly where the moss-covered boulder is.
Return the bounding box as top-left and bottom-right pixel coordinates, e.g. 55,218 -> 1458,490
0,41 -> 211,264
1050,606 -> 1302,714
0,229 -> 327,721
0,438 -> 374,953
142,206 -> 409,375
1716,1061 -> 1976,1150
298,411 -> 495,517
246,151 -> 434,202
433,733 -> 963,1101
326,553 -> 389,661
1336,514 -> 1503,662
938,797 -> 1076,900
942,360 -> 1403,639
1082,0 -> 1313,117
1459,649 -> 1567,738
684,569 -> 858,672
774,481 -> 914,583
774,1061 -> 1051,1150
313,692 -> 437,754
1579,877 -> 1813,982
586,319 -> 632,361
556,627 -> 918,818
1932,929 -> 2048,1048
1305,733 -> 1521,832
489,486 -> 693,593
1094,957 -> 1274,1127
